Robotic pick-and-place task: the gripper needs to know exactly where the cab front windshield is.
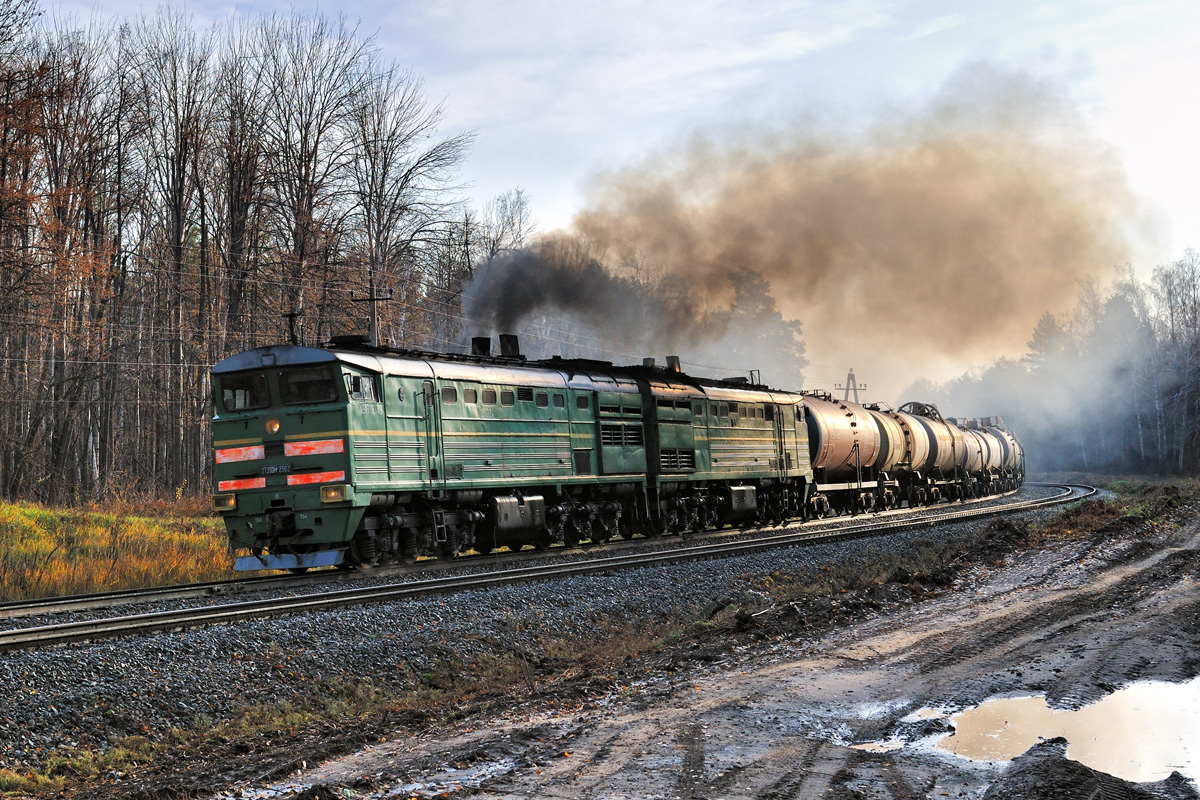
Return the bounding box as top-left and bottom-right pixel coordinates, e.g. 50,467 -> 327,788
279,365 -> 339,405
220,372 -> 269,412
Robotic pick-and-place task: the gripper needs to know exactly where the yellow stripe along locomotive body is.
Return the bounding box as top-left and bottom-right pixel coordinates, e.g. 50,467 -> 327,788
210,338 -> 1024,571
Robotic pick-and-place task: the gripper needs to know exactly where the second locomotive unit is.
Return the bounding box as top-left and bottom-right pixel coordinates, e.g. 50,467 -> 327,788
210,335 -> 1024,571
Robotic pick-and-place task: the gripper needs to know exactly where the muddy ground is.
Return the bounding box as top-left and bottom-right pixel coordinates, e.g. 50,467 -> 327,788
202,495 -> 1200,800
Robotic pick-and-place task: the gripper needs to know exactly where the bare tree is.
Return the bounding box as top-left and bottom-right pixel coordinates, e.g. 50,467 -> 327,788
0,5 -> 477,503
211,17 -> 268,350
347,61 -> 472,345
258,13 -> 369,342
480,187 -> 535,261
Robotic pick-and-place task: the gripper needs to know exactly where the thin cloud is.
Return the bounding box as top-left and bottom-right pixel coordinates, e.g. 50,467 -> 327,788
904,14 -> 968,41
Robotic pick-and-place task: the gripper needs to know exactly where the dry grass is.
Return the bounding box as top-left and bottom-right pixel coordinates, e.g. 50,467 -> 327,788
1032,475 -> 1200,541
0,502 -> 234,601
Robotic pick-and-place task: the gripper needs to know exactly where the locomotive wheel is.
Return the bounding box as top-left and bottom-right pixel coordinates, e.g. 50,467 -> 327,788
287,567 -> 309,575
562,521 -> 582,547
508,542 -> 524,553
531,531 -> 551,551
348,534 -> 376,566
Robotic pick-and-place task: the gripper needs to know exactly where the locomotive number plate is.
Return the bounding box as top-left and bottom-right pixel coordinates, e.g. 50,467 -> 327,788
260,464 -> 292,475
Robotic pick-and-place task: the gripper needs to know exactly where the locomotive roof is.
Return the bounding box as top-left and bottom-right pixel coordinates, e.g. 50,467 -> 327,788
212,344 -> 643,393
212,345 -> 385,374
213,343 -> 792,402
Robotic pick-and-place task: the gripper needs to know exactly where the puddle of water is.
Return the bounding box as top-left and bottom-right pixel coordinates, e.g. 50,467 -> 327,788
902,707 -> 947,722
851,739 -> 905,753
389,757 -> 518,797
939,677 -> 1200,784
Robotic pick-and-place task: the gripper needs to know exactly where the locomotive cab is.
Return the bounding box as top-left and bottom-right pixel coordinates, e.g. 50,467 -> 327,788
211,346 -> 369,571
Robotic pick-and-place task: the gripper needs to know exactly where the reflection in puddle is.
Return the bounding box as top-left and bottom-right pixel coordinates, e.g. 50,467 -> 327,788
851,739 -> 905,753
939,677 -> 1200,783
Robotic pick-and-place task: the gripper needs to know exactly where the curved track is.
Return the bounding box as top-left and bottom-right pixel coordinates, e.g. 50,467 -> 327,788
0,483 -> 1092,653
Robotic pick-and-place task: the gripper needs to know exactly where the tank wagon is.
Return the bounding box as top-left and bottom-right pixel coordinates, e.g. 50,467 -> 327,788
210,336 -> 1023,571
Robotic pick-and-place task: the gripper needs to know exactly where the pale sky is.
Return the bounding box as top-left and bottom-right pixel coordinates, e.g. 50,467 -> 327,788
384,0 -> 1200,262
45,0 -> 1200,390
49,0 -> 1200,259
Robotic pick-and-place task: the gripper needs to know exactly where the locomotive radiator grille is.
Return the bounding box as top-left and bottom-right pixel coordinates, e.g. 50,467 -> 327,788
660,449 -> 696,470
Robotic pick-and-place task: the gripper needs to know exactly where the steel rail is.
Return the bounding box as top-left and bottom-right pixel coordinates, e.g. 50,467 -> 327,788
0,483 -> 1092,653
0,572 -> 344,621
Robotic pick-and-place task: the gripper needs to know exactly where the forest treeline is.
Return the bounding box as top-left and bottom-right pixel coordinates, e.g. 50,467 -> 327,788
0,0 -> 1193,504
914,254 -> 1200,474
0,0 -> 542,502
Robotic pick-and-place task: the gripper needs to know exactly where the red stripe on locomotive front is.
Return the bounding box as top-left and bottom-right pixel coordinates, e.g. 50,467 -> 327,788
215,445 -> 265,464
284,439 -> 344,457
286,470 -> 346,486
217,477 -> 267,491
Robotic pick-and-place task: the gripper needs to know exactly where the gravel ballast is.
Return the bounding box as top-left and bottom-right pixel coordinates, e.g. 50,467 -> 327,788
0,486 -> 1069,771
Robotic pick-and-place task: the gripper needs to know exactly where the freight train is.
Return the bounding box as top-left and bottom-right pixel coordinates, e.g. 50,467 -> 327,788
210,335 -> 1024,571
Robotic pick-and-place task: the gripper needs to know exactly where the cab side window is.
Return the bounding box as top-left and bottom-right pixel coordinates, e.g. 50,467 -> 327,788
346,373 -> 377,402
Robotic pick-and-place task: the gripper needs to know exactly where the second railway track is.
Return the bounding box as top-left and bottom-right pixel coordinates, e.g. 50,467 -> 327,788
0,483 -> 1092,653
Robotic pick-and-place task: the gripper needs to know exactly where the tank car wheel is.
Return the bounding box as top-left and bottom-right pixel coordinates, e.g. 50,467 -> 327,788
507,542 -> 524,553
476,544 -> 493,555
287,567 -> 309,575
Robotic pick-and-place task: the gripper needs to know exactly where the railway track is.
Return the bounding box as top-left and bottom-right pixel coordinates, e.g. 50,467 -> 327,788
0,483 -> 1092,653
0,486 -> 1037,623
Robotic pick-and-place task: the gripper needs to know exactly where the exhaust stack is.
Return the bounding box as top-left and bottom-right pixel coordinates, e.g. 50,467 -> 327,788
471,336 -> 491,356
499,334 -> 521,357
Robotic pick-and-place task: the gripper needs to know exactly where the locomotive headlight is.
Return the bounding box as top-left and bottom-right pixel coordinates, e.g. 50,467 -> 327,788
212,493 -> 237,512
320,484 -> 348,503
265,417 -> 280,434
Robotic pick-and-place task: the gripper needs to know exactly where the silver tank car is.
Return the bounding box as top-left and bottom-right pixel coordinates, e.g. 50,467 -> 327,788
959,428 -> 988,473
864,406 -> 905,473
975,427 -> 1005,472
801,393 -> 881,477
982,417 -> 1024,470
863,404 -> 931,473
899,401 -> 964,475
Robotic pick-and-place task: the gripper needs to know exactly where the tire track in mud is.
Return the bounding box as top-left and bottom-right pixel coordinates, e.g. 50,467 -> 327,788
913,545 -> 1199,698
676,723 -> 706,799
847,531 -> 1200,687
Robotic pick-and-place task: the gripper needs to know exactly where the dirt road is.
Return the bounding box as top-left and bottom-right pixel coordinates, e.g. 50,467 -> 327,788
284,505 -> 1200,799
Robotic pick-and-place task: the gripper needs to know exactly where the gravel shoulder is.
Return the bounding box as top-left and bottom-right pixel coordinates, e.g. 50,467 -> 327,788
8,485 -> 1197,799
231,489 -> 1200,800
